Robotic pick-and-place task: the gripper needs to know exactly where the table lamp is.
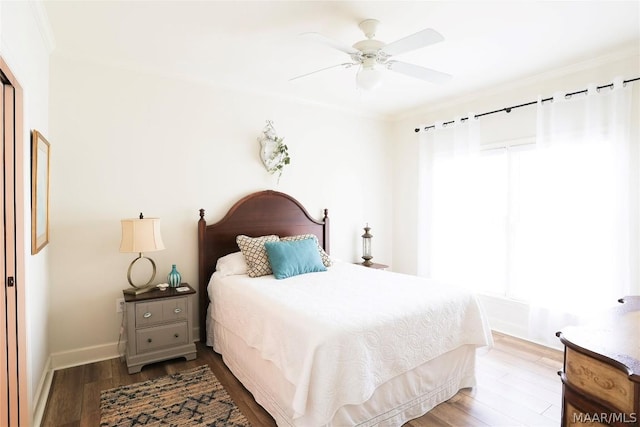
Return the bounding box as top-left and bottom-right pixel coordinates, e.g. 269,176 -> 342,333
120,213 -> 165,295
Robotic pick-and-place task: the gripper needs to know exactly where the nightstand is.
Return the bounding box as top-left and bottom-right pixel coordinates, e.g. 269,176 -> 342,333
123,283 -> 197,374
357,262 -> 389,270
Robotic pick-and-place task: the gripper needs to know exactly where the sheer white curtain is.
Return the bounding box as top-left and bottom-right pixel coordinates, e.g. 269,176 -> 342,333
417,116 -> 485,282
526,78 -> 636,343
417,79 -> 636,347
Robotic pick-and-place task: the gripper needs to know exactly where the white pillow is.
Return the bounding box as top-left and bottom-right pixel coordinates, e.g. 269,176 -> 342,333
215,252 -> 248,277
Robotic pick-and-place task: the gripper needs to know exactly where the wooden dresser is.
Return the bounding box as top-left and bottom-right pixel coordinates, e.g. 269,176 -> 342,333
556,296 -> 640,427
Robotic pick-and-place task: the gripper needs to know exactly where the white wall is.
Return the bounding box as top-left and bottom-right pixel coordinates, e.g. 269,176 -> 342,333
391,45 -> 640,346
0,0 -> 53,424
48,53 -> 393,366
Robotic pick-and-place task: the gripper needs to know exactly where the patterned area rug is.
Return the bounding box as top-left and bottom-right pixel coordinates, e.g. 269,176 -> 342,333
100,365 -> 250,426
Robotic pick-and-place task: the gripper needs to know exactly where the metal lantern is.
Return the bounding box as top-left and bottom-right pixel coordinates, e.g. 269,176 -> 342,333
362,224 -> 373,266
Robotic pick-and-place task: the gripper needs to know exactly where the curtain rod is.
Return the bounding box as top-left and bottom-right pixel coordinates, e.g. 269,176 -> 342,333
414,77 -> 640,133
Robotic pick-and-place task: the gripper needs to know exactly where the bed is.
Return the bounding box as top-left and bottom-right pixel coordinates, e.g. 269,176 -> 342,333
197,190 -> 493,427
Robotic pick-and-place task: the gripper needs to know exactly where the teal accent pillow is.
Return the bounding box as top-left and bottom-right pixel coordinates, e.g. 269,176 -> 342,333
264,238 -> 327,280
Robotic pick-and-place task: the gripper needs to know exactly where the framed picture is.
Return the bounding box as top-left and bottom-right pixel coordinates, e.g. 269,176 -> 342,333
31,130 -> 50,254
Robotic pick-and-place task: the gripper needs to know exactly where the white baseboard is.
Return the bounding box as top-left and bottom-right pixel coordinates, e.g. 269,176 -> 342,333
50,341 -> 123,370
31,356 -> 53,427
49,326 -> 200,370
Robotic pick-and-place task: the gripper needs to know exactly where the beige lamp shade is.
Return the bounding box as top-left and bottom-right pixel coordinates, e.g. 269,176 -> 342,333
120,217 -> 165,253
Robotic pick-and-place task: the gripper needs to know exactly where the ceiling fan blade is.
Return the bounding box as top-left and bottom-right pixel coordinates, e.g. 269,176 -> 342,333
382,28 -> 444,56
289,63 -> 355,82
387,60 -> 452,84
300,32 -> 360,55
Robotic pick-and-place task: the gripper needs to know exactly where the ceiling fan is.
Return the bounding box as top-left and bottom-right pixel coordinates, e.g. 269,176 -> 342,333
291,19 -> 452,90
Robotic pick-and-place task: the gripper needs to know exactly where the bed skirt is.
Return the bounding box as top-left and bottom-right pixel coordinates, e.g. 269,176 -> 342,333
210,320 -> 477,427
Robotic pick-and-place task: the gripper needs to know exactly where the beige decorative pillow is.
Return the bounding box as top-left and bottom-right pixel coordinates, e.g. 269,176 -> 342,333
280,234 -> 332,267
236,235 -> 280,277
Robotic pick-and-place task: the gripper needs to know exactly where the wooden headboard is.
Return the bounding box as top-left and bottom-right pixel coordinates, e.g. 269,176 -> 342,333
197,190 -> 330,342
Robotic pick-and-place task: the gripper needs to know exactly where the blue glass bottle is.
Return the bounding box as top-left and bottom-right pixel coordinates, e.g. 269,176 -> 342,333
168,264 -> 181,287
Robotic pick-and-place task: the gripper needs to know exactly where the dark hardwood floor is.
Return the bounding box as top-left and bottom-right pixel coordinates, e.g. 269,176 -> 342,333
41,331 -> 563,426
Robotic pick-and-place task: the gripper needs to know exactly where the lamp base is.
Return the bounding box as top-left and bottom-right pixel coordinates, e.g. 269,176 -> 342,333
123,285 -> 156,295
126,253 -> 157,291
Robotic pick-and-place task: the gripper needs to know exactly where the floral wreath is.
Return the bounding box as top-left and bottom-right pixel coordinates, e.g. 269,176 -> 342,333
258,120 -> 290,180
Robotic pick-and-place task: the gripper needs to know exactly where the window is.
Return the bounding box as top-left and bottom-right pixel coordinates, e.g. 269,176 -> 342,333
428,136 -> 630,307
420,84 -> 635,324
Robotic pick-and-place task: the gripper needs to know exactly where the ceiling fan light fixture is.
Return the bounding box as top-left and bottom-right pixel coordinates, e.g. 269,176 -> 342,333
293,19 -> 449,89
356,65 -> 383,91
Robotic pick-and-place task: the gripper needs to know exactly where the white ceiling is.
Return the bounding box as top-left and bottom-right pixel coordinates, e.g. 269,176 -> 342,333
43,0 -> 640,119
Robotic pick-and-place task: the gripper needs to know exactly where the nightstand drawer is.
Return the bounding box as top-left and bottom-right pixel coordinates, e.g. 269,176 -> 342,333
565,347 -> 634,413
135,297 -> 188,327
136,322 -> 189,353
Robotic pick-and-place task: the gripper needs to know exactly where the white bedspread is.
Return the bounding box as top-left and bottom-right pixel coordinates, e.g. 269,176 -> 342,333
209,260 -> 492,426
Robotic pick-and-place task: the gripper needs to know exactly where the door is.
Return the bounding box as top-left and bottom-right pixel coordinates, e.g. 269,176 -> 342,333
1,56 -> 28,427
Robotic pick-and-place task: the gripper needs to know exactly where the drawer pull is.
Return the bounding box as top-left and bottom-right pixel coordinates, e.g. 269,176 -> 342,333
147,338 -> 152,343
174,333 -> 179,338
143,312 -> 152,319
174,308 -> 182,314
